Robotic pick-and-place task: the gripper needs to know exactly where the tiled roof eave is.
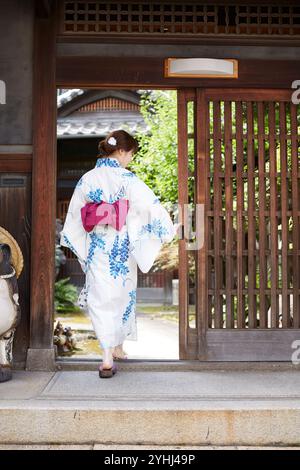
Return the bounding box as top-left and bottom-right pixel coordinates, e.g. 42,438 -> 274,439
57,119 -> 149,138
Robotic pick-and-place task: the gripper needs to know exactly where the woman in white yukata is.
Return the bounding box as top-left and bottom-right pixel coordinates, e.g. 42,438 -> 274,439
60,130 -> 178,378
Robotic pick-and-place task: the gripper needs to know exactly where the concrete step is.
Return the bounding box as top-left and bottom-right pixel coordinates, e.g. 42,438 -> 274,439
1,368 -> 300,446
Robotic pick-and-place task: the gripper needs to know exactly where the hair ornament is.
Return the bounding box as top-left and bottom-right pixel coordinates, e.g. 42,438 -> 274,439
107,136 -> 117,146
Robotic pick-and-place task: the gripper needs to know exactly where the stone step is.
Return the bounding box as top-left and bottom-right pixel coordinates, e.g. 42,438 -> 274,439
0,369 -> 300,446
1,444 -> 300,450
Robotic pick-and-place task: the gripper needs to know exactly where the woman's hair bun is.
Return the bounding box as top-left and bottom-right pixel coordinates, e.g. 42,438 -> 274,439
97,129 -> 139,158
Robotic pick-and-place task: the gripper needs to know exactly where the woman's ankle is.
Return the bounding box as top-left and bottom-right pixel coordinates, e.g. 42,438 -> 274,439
102,347 -> 114,364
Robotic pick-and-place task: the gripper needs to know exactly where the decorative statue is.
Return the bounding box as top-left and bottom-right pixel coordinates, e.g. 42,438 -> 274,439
0,227 -> 24,383
53,321 -> 78,356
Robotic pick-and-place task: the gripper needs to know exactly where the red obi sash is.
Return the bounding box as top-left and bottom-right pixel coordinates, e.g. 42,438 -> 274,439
81,199 -> 129,232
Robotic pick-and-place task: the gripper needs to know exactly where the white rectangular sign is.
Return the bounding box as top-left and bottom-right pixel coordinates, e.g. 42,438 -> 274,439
0,80 -> 6,104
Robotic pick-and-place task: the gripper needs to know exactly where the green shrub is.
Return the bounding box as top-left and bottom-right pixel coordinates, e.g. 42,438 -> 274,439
54,277 -> 81,313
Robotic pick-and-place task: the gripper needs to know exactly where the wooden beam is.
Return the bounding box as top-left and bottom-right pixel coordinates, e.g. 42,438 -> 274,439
57,57 -> 300,89
0,154 -> 32,173
29,7 -> 56,365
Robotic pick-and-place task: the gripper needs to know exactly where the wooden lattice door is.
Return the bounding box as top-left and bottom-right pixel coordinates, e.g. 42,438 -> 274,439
178,88 -> 300,361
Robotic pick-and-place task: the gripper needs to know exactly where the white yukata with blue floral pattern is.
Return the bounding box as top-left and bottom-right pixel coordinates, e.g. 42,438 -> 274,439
59,156 -> 177,350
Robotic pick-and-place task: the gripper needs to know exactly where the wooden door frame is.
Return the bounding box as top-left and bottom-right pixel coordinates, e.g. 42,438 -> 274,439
178,86 -> 300,361
27,7 -> 57,370
28,4 -> 300,368
203,88 -> 300,361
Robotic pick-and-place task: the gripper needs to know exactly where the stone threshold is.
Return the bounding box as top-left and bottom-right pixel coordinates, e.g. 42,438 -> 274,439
56,359 -> 300,372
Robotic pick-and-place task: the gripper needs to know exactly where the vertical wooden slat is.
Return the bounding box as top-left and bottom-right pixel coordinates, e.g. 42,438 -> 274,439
192,99 -> 198,333
279,102 -> 289,327
291,103 -> 300,328
257,102 -> 268,328
207,101 -> 213,328
213,100 -> 223,328
224,101 -> 234,328
268,102 -> 279,328
196,89 -> 208,357
236,101 -> 245,328
177,89 -> 192,358
247,101 -> 257,328
235,101 -> 245,328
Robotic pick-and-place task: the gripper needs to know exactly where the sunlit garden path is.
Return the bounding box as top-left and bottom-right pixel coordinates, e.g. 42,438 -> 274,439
55,305 -> 179,360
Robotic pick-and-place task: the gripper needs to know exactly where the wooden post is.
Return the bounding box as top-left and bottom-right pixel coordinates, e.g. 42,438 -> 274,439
26,3 -> 57,370
196,89 -> 208,359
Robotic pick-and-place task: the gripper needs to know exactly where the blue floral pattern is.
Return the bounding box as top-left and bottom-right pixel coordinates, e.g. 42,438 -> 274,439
87,188 -> 104,203
122,290 -> 137,324
60,157 -> 176,349
61,233 -> 81,259
138,217 -> 169,242
109,185 -> 126,203
78,282 -> 89,309
108,232 -> 130,281
95,157 -> 121,168
122,171 -> 137,178
87,232 -> 106,266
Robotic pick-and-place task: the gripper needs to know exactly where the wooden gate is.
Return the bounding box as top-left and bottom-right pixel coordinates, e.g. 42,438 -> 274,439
178,88 -> 300,361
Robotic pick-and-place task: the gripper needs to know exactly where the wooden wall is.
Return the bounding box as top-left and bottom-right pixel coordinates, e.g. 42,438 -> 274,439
0,155 -> 32,366
0,0 -> 34,367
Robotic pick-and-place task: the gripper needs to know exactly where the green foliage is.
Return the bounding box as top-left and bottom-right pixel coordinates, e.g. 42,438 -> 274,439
129,92 -> 300,315
131,90 -> 179,206
54,277 -> 81,313
130,90 -> 196,273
